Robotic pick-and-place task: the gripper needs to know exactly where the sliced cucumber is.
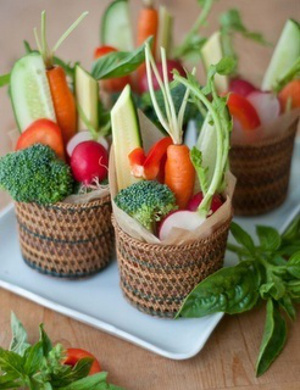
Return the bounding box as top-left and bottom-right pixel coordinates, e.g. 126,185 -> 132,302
157,6 -> 173,60
111,85 -> 142,190
201,31 -> 229,94
10,53 -> 56,131
262,19 -> 300,91
75,65 -> 99,131
101,0 -> 134,51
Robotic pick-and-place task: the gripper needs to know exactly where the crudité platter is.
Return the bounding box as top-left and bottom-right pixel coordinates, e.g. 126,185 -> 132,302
0,0 -> 299,387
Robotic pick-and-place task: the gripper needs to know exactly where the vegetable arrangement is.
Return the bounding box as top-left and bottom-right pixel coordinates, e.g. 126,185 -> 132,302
0,313 -> 123,389
112,41 -> 235,239
177,215 -> 300,377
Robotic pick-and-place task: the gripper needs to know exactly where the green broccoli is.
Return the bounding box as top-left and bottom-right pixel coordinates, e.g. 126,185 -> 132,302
114,180 -> 177,231
0,144 -> 74,205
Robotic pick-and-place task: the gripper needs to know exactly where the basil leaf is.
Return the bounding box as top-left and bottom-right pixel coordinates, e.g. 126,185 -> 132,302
23,341 -> 44,376
50,358 -> 94,386
260,274 -> 285,301
176,261 -> 260,318
91,37 -> 152,80
286,280 -> 300,300
56,372 -> 109,390
256,300 -> 287,377
279,295 -> 296,321
9,312 -> 30,356
39,324 -> 53,357
281,214 -> 300,243
256,226 -> 281,252
0,348 -> 25,378
230,222 -> 256,255
287,251 -> 300,279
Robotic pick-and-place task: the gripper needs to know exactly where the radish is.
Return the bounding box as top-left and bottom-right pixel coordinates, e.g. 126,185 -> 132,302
70,141 -> 108,185
188,192 -> 223,214
67,131 -> 109,158
247,91 -> 280,125
229,78 -> 258,97
184,120 -> 198,149
139,59 -> 185,94
158,210 -> 205,241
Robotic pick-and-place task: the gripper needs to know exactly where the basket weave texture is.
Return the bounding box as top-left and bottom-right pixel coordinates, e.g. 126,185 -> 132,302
230,122 -> 297,216
15,196 -> 114,278
112,215 -> 232,318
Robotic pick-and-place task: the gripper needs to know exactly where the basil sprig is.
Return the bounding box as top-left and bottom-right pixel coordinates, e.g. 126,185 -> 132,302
177,217 -> 300,377
0,313 -> 123,389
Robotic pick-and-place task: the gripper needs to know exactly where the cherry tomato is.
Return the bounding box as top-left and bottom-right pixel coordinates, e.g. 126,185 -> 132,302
64,348 -> 101,375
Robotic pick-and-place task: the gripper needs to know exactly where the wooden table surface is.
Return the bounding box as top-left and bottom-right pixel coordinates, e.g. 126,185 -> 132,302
0,1 -> 299,389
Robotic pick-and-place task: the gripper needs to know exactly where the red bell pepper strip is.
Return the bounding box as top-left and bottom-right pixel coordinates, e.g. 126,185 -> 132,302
227,92 -> 261,130
129,137 -> 173,180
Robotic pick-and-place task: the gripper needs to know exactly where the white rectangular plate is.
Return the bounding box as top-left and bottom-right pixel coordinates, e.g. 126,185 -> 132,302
0,142 -> 299,360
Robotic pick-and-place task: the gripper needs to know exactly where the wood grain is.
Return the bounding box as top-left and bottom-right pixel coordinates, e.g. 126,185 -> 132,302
0,1 -> 300,389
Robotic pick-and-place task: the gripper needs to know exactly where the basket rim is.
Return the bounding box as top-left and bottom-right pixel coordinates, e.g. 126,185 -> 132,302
231,118 -> 298,151
15,194 -> 111,211
112,213 -> 233,252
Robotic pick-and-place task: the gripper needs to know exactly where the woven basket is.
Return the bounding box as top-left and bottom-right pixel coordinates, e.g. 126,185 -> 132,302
112,215 -> 232,318
229,122 -> 297,216
15,196 -> 114,278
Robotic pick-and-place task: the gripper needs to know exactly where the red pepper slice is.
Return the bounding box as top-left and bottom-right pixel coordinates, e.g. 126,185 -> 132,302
129,137 -> 173,180
227,92 -> 261,130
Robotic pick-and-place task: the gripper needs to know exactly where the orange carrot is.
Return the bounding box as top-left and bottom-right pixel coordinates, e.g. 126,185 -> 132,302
278,79 -> 300,111
164,144 -> 195,209
137,0 -> 159,85
47,66 -> 77,145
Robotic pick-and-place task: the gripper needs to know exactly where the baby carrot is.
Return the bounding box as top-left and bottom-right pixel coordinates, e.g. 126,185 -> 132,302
278,79 -> 300,111
164,144 -> 195,209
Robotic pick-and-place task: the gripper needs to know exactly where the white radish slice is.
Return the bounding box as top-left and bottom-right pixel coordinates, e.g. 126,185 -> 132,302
247,92 -> 280,126
67,131 -> 109,157
184,120 -> 198,149
158,210 -> 205,241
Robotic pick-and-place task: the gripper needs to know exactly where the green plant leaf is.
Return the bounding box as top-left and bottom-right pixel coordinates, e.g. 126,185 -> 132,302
56,372 -> 109,390
256,300 -> 287,377
256,226 -> 281,252
92,37 -> 152,80
281,214 -> 300,242
9,312 -> 31,356
287,251 -> 300,279
286,280 -> 300,300
23,341 -> 44,376
190,147 -> 209,195
39,324 -> 53,357
260,274 -> 285,301
176,261 -> 260,318
0,348 -> 25,378
279,295 -> 296,321
230,222 -> 256,255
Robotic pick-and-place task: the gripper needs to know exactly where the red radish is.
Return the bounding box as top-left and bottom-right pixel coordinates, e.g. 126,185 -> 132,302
67,131 -> 109,157
158,210 -> 205,241
247,91 -> 280,125
188,192 -> 223,214
139,59 -> 185,94
70,141 -> 108,185
229,78 -> 258,97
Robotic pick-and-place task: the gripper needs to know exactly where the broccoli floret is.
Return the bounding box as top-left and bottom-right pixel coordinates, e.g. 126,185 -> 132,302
114,180 -> 177,231
0,144 -> 74,205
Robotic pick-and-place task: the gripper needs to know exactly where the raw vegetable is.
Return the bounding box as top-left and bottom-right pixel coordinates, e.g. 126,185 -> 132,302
177,220 -> 300,377
188,192 -> 223,214
101,0 -> 134,51
0,313 -> 123,389
139,59 -> 185,94
229,78 -> 258,97
201,31 -> 229,94
111,84 -> 142,190
34,11 -> 88,145
129,136 -> 173,180
278,79 -> 300,111
67,131 -> 108,157
10,53 -> 56,131
0,144 -> 73,204
70,141 -> 108,185
16,118 -> 65,160
227,92 -> 261,130
94,45 -> 131,92
137,0 -> 159,58
145,44 -> 195,209
64,348 -> 101,375
273,57 -> 300,94
75,65 -> 99,131
114,180 -> 177,231
247,91 -> 280,125
157,5 -> 173,60
262,19 -> 300,91
158,210 -> 205,240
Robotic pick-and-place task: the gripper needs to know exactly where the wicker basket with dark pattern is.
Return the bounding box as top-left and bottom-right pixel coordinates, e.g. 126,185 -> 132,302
15,196 -> 114,278
229,121 -> 298,216
112,215 -> 232,318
